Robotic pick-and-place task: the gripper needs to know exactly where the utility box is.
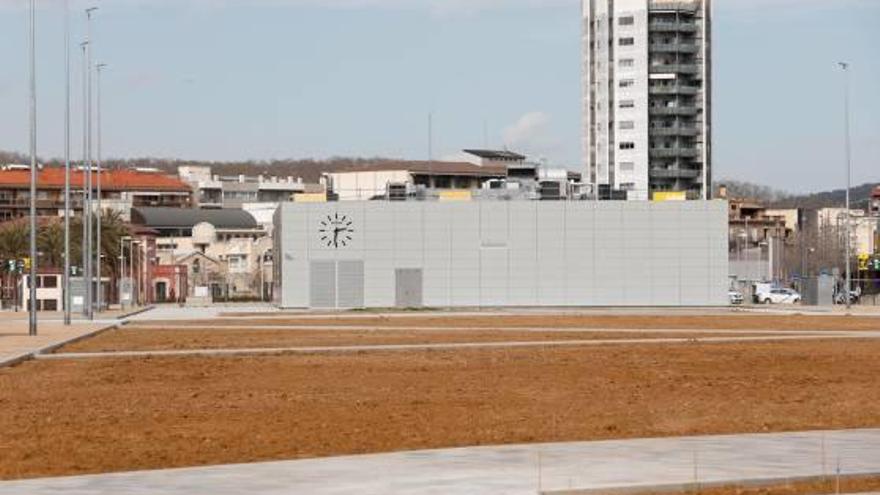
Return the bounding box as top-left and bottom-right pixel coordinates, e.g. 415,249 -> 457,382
802,275 -> 834,306
69,277 -> 87,313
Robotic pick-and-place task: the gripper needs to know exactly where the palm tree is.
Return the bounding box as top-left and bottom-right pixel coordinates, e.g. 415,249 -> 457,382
37,221 -> 65,269
1,210 -> 130,277
0,220 -> 29,261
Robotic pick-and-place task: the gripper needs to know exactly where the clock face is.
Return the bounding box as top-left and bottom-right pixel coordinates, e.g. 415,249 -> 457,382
319,213 -> 354,248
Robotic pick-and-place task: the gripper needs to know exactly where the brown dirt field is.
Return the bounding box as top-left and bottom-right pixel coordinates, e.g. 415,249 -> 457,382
2,340 -> 880,480
58,327 -> 770,353
133,314 -> 880,331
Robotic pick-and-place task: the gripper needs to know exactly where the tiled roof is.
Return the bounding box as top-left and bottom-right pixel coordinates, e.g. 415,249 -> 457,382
0,167 -> 191,192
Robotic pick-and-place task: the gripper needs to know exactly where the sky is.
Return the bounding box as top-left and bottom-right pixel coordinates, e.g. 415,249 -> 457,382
0,0 -> 878,193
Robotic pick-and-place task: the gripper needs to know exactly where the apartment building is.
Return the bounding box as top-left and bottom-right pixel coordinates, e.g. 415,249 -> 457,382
131,207 -> 272,301
582,0 -> 712,200
872,186 -> 880,216
0,166 -> 192,221
178,165 -> 324,209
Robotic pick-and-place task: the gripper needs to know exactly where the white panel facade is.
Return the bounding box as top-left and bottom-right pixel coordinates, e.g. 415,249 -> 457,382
275,201 -> 728,309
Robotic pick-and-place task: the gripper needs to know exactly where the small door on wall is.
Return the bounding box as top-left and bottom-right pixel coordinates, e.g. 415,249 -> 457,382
337,261 -> 365,309
310,261 -> 336,309
395,269 -> 423,308
310,260 -> 364,309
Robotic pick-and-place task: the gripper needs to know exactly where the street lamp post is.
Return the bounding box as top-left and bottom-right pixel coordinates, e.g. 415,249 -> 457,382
63,0 -> 72,326
839,62 -> 853,310
95,62 -> 107,314
84,6 -> 98,320
80,40 -> 89,318
27,0 -> 37,336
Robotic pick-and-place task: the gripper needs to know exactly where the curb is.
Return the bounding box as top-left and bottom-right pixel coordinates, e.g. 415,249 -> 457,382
117,306 -> 155,320
542,472 -> 880,495
0,321 -> 127,369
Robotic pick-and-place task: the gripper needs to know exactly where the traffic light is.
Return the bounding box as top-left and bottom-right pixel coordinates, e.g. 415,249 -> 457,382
859,255 -> 870,271
874,257 -> 880,271
22,258 -> 31,271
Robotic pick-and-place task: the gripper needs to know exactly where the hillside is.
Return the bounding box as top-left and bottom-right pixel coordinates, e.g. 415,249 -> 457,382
716,178 -> 878,210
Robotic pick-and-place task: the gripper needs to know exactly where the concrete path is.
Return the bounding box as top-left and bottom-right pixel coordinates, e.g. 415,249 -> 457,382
38,331 -> 880,361
0,317 -> 118,367
130,305 -> 880,322
117,323 -> 880,336
0,429 -> 878,494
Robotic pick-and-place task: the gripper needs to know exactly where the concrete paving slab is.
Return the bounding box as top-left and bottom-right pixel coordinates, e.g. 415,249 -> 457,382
0,318 -> 117,367
0,429 -> 877,495
36,331 -> 880,361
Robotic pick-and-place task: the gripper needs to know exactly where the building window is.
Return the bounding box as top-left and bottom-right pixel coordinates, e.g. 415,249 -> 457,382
227,255 -> 248,274
619,142 -> 636,150
619,79 -> 635,88
619,16 -> 635,26
619,100 -> 635,109
619,58 -> 634,68
619,121 -> 635,130
41,276 -> 58,289
619,162 -> 636,172
619,37 -> 635,46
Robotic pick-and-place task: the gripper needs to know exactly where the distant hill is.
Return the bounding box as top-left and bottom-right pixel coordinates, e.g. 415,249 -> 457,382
769,183 -> 877,210
1,150 -> 412,184
716,178 -> 878,210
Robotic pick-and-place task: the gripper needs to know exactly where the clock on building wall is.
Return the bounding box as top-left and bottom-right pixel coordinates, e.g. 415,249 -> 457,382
319,213 -> 354,248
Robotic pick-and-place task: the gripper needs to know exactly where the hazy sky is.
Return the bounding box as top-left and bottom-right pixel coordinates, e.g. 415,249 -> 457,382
0,0 -> 878,193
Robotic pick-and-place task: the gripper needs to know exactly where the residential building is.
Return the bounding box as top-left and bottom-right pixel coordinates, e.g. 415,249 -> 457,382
325,161 -> 508,201
872,186 -> 880,216
582,0 -> 712,200
20,272 -> 63,312
461,149 -> 527,168
728,200 -> 790,246
130,207 -> 272,301
0,165 -> 192,222
178,165 -> 325,209
326,150 -> 583,202
727,200 -> 788,284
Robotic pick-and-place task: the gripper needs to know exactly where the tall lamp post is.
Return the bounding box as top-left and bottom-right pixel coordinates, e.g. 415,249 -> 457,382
839,62 -> 853,310
96,62 -> 107,314
84,6 -> 98,320
27,0 -> 37,336
80,40 -> 89,318
63,0 -> 72,326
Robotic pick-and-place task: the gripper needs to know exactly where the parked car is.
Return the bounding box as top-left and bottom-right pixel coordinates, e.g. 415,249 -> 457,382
756,288 -> 801,305
728,290 -> 744,305
835,288 -> 861,305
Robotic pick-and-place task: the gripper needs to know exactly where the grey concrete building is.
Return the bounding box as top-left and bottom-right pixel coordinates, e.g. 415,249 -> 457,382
274,201 -> 728,309
582,0 -> 712,201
